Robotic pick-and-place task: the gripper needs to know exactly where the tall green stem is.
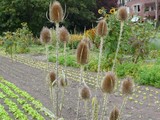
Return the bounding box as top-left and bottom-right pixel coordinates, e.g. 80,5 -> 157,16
55,23 -> 59,117
112,22 -> 124,72
59,88 -> 65,117
96,37 -> 103,90
64,42 -> 67,72
84,100 -> 89,120
118,96 -> 128,120
76,65 -> 84,120
101,94 -> 108,120
50,86 -> 55,114
45,44 -> 49,70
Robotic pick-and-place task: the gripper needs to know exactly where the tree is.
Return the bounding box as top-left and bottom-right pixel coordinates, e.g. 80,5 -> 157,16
59,0 -> 97,32
0,0 -> 50,36
96,0 -> 118,12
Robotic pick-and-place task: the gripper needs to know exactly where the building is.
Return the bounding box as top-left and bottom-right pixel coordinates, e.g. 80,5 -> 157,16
124,0 -> 160,20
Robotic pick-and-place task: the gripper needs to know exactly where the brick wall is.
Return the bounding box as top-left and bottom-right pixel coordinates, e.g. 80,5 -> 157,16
126,0 -> 160,19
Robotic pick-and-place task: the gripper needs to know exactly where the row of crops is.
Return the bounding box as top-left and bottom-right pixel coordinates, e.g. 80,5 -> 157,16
0,76 -> 55,120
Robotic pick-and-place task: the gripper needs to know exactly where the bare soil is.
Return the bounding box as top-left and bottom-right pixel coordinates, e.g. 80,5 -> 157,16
0,55 -> 160,120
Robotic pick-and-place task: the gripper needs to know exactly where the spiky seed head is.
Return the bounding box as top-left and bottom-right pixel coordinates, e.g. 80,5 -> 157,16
101,71 -> 116,93
49,1 -> 63,23
96,19 -> 107,37
77,41 -> 89,65
40,27 -> 51,44
122,77 -> 134,95
59,26 -> 69,43
60,77 -> 68,87
46,71 -> 56,87
109,107 -> 119,120
80,84 -> 91,100
82,37 -> 92,49
117,7 -> 128,21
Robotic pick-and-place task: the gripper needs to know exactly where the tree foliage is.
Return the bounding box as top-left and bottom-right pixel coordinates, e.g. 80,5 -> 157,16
59,0 -> 97,32
96,0 -> 118,13
0,0 -> 118,35
0,0 -> 50,36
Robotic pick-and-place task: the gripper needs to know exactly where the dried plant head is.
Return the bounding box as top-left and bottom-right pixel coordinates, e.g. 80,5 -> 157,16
40,27 -> 51,44
59,77 -> 68,87
80,84 -> 91,100
96,19 -> 107,37
101,71 -> 116,93
109,107 -> 119,120
49,1 -> 63,23
59,26 -> 70,43
117,6 -> 128,21
122,77 -> 134,95
82,37 -> 92,49
46,71 -> 56,87
77,40 -> 89,65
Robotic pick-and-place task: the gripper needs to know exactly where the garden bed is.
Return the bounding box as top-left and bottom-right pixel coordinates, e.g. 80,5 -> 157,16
0,55 -> 160,120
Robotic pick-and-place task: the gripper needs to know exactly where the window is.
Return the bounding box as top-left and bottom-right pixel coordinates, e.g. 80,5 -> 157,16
145,6 -> 149,12
134,5 -> 141,13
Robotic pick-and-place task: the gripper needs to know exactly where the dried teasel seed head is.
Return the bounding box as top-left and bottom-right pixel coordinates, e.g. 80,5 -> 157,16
122,77 -> 134,95
59,77 -> 68,87
80,84 -> 91,100
82,37 -> 92,49
77,40 -> 89,65
109,107 -> 119,120
101,71 -> 116,93
46,71 -> 56,86
117,7 -> 128,21
96,19 -> 107,37
59,26 -> 70,43
49,1 -> 63,23
40,27 -> 51,44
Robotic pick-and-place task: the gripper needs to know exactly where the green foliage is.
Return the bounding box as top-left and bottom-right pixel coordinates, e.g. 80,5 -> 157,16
59,0 -> 96,32
48,54 -> 79,68
0,77 -> 53,119
137,64 -> 160,88
116,62 -> 140,78
104,12 -> 131,56
2,23 -> 33,54
0,0 -> 50,36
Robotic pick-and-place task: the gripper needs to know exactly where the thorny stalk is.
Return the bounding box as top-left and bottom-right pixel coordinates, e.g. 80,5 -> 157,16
112,22 -> 124,72
45,44 -> 49,70
84,100 -> 89,120
76,65 -> 84,120
60,88 -> 65,117
101,93 -> 108,120
96,37 -> 104,90
55,23 -> 60,117
118,96 -> 128,120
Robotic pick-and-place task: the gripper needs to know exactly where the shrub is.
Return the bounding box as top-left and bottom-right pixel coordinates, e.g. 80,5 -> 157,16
137,64 -> 160,88
68,34 -> 83,49
48,54 -> 79,68
2,23 -> 33,54
116,62 -> 140,78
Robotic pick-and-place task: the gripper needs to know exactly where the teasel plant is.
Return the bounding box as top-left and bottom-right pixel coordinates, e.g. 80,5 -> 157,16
46,71 -> 57,114
59,26 -> 70,71
76,40 -> 89,120
59,70 -> 68,117
118,77 -> 134,120
40,27 -> 52,70
80,82 -> 91,120
92,19 -> 108,120
100,71 -> 116,120
112,6 -> 128,72
96,19 -> 108,89
109,107 -> 119,120
46,0 -> 66,117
